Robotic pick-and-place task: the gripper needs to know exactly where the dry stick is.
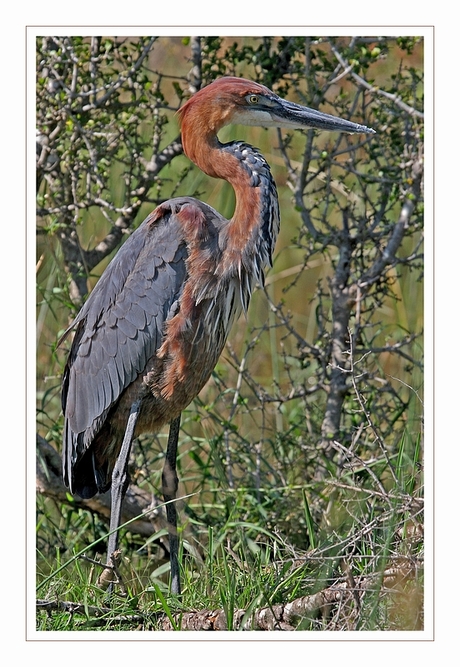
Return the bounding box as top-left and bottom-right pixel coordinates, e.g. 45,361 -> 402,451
177,558 -> 413,630
330,44 -> 424,120
347,328 -> 399,486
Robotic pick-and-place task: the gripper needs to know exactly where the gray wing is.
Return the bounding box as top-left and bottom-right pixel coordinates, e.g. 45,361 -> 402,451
61,204 -> 189,486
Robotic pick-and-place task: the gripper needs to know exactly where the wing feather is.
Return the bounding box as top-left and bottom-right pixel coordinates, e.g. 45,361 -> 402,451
61,196 -> 229,496
62,206 -> 188,441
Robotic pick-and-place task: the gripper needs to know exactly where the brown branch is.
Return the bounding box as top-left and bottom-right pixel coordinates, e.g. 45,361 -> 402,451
62,137 -> 185,301
162,559 -> 422,630
360,159 -> 424,289
320,210 -> 355,449
79,37 -> 158,112
330,44 -> 424,120
319,158 -> 423,449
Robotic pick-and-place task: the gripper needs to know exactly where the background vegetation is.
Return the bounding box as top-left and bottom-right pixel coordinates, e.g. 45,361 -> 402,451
36,35 -> 424,631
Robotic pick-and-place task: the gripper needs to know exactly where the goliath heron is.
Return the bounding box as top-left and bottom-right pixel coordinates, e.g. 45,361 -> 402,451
60,76 -> 374,594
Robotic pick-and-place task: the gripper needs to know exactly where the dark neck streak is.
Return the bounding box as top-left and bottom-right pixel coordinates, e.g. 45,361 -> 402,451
221,140 -> 280,281
184,131 -> 280,282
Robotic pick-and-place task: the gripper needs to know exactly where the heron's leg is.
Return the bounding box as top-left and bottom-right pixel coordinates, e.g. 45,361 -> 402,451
106,400 -> 140,571
162,415 -> 181,595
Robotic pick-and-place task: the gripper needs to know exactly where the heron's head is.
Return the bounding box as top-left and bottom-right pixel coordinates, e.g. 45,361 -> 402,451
178,76 -> 375,138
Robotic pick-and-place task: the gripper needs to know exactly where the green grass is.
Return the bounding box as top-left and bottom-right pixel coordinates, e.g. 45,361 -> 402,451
36,403 -> 424,632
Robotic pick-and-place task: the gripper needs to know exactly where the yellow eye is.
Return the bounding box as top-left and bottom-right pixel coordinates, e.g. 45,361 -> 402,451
247,94 -> 259,104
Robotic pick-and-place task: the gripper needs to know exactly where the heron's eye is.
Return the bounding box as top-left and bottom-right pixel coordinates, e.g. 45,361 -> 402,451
247,94 -> 259,105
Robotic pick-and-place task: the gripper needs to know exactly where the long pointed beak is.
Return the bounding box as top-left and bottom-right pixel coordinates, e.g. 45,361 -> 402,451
272,98 -> 375,135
